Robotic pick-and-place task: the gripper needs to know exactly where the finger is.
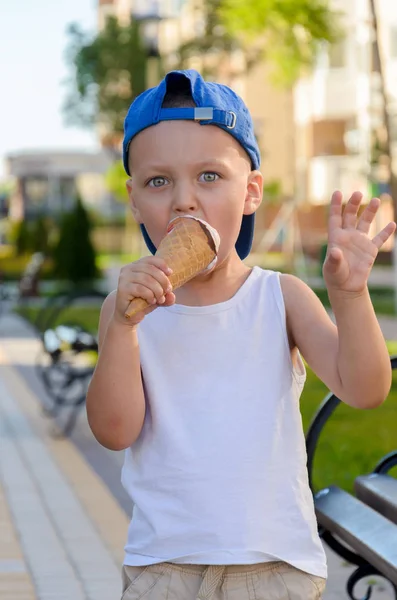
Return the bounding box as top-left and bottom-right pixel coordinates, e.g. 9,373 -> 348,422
128,263 -> 172,293
328,191 -> 343,236
372,221 -> 397,249
342,191 -> 362,229
356,197 -> 380,234
133,273 -> 170,303
162,292 -> 176,307
152,291 -> 175,308
124,282 -> 159,306
325,247 -> 343,272
142,256 -> 173,276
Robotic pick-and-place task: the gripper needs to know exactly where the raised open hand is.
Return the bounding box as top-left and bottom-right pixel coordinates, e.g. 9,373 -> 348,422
323,191 -> 396,294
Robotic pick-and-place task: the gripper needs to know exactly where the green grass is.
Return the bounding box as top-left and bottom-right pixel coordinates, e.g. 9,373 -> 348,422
313,287 -> 395,316
300,348 -> 397,494
16,305 -> 101,335
15,305 -> 397,494
96,253 -> 139,270
0,250 -> 134,281
0,253 -> 54,281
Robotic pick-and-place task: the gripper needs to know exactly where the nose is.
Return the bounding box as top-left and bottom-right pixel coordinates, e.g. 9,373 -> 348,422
171,182 -> 199,216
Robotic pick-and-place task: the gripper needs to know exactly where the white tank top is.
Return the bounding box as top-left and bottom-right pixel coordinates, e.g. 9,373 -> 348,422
121,267 -> 327,578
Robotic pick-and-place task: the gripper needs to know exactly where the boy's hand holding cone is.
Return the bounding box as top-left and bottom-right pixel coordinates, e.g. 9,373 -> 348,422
123,217 -> 219,320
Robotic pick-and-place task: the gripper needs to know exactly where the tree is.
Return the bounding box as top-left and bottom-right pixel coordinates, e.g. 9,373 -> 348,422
104,159 -> 141,255
105,159 -> 130,203
177,0 -> 340,85
64,2 -> 339,140
53,197 -> 99,283
11,215 -> 54,257
368,0 -> 397,309
63,15 -> 151,141
176,0 -> 239,78
13,220 -> 32,256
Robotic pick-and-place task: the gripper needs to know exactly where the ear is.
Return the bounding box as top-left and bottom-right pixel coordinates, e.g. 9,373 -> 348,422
244,170 -> 263,215
126,178 -> 143,224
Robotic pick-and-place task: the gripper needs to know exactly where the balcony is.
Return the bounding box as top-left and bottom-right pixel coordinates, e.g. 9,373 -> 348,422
308,155 -> 369,204
311,119 -> 348,157
295,70 -> 371,124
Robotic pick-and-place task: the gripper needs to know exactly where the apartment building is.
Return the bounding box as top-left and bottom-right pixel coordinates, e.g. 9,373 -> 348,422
295,0 -> 397,213
98,0 -> 397,253
97,0 -> 295,202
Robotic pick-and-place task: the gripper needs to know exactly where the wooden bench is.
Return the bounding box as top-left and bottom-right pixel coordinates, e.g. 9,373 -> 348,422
315,486 -> 397,587
355,473 -> 397,526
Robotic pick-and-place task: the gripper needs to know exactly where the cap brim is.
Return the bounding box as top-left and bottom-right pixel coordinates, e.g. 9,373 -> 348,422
235,214 -> 255,260
140,213 -> 254,261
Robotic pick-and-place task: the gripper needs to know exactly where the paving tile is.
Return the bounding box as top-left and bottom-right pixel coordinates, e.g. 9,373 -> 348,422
0,485 -> 36,600
1,346 -> 129,569
0,402 -> 86,599
0,371 -> 123,600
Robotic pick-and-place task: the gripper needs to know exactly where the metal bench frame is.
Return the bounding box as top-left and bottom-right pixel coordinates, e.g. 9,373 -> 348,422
305,356 -> 397,599
33,289 -> 105,436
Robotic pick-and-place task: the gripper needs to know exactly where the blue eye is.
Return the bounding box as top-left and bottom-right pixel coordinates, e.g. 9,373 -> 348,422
148,177 -> 168,187
200,172 -> 219,183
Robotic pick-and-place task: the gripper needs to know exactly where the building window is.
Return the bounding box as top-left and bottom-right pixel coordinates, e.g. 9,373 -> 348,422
312,119 -> 347,156
23,177 -> 49,209
172,0 -> 187,12
390,26 -> 397,59
356,42 -> 369,73
328,39 -> 346,69
134,0 -> 160,17
59,178 -> 76,211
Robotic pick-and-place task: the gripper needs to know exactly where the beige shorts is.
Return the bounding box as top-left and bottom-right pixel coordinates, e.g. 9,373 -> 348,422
121,561 -> 326,600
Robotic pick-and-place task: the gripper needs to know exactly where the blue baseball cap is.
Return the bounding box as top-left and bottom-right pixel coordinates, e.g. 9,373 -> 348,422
123,69 -> 261,260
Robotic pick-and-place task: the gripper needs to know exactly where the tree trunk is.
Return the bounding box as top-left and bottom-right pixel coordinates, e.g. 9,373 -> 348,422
369,0 -> 397,312
369,0 -> 397,216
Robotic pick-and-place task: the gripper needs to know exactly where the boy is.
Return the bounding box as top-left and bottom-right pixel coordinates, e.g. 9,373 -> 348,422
86,70 -> 395,600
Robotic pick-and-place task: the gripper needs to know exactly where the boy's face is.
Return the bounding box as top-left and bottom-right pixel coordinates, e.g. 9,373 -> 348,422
126,120 -> 263,264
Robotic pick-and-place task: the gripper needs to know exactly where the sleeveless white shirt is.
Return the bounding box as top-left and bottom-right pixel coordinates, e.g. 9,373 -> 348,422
121,267 -> 327,578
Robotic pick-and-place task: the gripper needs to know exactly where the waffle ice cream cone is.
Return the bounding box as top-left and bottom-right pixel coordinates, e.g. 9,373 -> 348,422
125,216 -> 219,319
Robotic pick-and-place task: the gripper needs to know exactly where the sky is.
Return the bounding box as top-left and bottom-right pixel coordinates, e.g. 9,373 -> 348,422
0,0 -> 99,180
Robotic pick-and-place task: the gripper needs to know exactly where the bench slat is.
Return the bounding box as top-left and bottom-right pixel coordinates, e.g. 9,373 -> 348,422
315,486 -> 397,585
355,474 -> 397,525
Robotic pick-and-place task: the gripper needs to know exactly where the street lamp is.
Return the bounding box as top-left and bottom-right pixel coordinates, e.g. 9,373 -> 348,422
132,6 -> 165,89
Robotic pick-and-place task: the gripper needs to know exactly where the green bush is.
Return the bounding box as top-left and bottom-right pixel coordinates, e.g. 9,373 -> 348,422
14,220 -> 33,255
30,216 -> 55,255
9,216 -> 55,257
52,196 -> 99,283
0,254 -> 54,281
